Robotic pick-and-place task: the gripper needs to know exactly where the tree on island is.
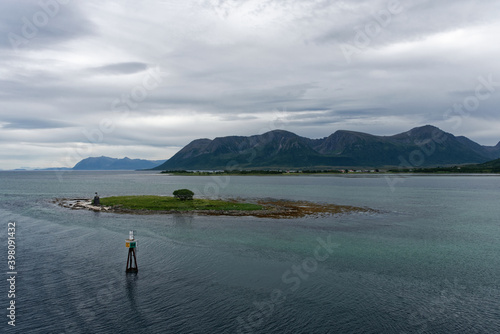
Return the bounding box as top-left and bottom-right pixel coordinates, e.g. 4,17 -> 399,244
173,189 -> 194,201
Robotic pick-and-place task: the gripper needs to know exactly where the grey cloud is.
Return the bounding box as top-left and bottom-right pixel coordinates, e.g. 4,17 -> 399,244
0,0 -> 500,168
2,118 -> 74,130
0,0 -> 94,50
284,108 -> 388,125
448,90 -> 476,98
219,115 -> 259,121
89,62 -> 149,75
315,0 -> 500,47
144,82 -> 321,114
333,108 -> 388,117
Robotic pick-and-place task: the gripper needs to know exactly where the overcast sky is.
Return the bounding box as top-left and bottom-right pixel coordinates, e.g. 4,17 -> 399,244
1,0 -> 500,169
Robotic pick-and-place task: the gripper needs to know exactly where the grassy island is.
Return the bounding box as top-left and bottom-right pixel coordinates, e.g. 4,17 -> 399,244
56,195 -> 377,218
99,195 -> 263,211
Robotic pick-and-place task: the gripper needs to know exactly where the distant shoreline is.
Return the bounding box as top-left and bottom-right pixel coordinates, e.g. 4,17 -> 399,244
159,170 -> 500,176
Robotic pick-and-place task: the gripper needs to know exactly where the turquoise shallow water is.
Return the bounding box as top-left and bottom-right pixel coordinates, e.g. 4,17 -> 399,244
1,171 -> 500,333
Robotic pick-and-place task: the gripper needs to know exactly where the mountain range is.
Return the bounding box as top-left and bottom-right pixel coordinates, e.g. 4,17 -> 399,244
153,125 -> 500,170
73,156 -> 166,170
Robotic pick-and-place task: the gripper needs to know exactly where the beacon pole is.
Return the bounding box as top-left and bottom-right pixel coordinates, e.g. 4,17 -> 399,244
125,230 -> 138,273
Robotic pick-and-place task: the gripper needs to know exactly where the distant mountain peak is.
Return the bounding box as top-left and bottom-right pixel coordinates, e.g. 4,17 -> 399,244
266,129 -> 298,136
406,124 -> 444,136
415,124 -> 440,130
73,156 -> 166,170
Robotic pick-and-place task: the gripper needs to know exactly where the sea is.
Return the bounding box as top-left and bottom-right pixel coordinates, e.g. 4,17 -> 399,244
1,170 -> 500,333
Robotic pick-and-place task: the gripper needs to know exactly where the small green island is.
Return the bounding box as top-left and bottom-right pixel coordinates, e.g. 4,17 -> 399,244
99,195 -> 263,212
55,188 -> 376,219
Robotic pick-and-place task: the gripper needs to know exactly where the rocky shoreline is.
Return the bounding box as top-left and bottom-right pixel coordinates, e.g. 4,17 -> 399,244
54,197 -> 377,219
54,198 -> 112,212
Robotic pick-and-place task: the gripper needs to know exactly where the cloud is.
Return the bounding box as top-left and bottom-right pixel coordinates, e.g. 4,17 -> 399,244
89,62 -> 149,75
1,118 -> 73,130
0,0 -> 95,50
0,0 -> 499,169
315,0 -> 500,47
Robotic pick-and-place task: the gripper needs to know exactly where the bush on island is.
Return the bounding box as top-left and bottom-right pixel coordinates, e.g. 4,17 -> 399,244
173,189 -> 194,201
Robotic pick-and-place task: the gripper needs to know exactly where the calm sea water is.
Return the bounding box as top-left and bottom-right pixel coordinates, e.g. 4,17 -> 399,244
1,171 -> 500,333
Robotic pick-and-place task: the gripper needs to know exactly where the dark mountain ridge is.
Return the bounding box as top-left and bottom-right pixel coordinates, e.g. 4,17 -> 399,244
154,125 -> 500,170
